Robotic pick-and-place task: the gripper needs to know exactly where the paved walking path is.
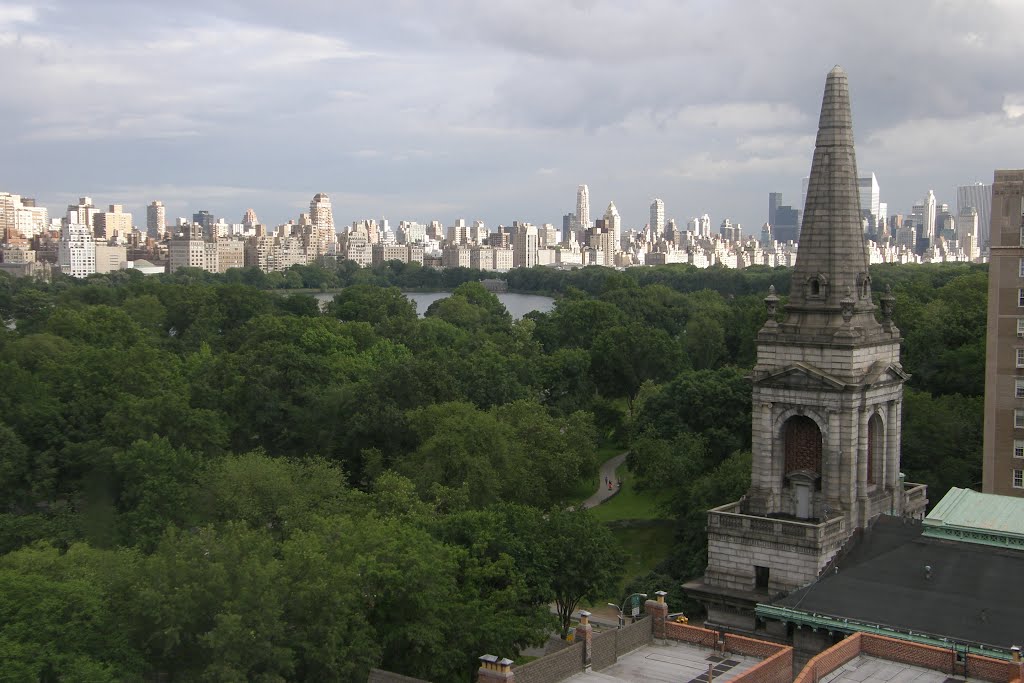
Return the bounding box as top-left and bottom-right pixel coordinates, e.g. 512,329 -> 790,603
581,452 -> 628,509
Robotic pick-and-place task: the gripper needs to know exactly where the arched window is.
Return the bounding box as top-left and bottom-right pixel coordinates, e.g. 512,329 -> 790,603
810,279 -> 820,296
784,416 -> 822,477
867,414 -> 884,484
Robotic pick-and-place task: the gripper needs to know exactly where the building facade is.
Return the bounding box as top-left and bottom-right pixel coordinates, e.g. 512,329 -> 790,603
982,170 -> 1024,496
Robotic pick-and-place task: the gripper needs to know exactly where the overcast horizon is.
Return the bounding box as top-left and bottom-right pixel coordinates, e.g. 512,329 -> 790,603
2,0 -> 1023,234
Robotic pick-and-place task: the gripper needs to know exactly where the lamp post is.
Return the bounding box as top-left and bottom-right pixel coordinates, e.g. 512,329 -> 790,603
608,593 -> 648,628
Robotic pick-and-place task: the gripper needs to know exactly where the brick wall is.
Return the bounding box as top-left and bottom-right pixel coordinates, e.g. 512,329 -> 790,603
966,654 -> 1020,683
616,618 -> 653,656
860,634 -> 953,673
514,641 -> 584,683
726,633 -> 793,683
368,669 -> 431,683
725,633 -> 788,659
794,633 -> 863,683
794,633 -> 1019,683
591,630 -> 617,671
665,621 -> 719,648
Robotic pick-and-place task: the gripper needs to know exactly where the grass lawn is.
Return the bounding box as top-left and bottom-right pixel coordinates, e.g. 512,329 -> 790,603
588,463 -> 670,522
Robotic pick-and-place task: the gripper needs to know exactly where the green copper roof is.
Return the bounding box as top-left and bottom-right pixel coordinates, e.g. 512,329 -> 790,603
922,487 -> 1024,550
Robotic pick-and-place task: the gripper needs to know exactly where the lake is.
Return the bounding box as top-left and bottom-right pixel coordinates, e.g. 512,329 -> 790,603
313,291 -> 555,319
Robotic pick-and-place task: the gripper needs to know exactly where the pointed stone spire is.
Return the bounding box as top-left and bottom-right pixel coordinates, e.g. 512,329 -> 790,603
782,66 -> 884,340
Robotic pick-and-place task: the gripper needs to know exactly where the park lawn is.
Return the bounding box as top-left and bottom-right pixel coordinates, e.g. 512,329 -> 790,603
588,463 -> 670,522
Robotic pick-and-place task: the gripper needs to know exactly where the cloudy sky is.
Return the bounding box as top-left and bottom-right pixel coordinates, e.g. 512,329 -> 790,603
2,0 -> 1023,233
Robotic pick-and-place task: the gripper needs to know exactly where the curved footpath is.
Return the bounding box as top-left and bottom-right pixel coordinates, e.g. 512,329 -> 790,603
580,452 -> 628,509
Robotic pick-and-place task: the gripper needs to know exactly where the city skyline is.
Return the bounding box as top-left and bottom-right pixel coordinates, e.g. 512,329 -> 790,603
2,1 -> 1024,229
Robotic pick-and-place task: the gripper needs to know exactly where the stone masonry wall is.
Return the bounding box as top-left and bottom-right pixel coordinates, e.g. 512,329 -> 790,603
513,641 -> 584,683
706,531 -> 825,593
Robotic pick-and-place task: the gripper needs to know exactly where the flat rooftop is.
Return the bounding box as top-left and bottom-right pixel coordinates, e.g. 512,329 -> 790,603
820,654 -> 980,683
565,640 -> 761,683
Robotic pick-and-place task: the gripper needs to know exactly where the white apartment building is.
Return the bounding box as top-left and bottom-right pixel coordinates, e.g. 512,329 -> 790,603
59,223 -> 96,278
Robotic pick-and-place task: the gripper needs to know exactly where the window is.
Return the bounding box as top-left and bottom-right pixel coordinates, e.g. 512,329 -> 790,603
1020,258 -> 1024,277
754,565 -> 770,590
1017,380 -> 1024,398
1018,319 -> 1024,338
1014,470 -> 1024,489
1015,409 -> 1024,429
1015,441 -> 1024,458
1017,349 -> 1024,368
1019,289 -> 1024,307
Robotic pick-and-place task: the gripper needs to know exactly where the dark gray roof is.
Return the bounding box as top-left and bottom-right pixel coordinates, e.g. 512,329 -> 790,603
775,515 -> 1024,650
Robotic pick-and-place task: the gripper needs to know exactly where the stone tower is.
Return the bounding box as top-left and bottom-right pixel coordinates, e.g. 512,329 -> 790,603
684,67 -> 927,633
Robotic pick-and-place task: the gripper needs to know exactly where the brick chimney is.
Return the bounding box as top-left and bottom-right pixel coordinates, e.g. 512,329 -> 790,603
645,591 -> 669,642
477,654 -> 514,682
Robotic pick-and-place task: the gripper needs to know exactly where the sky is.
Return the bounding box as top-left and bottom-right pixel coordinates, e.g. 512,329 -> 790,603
2,0 -> 1024,234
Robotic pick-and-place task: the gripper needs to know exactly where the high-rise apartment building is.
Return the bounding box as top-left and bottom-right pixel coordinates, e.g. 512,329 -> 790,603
604,202 -> 621,253
67,197 -> 100,230
147,201 -> 166,239
958,182 -> 993,250
650,198 -> 665,239
982,170 -> 1024,497
512,223 -> 538,268
0,193 -> 48,239
193,211 -> 216,239
956,206 -> 980,260
308,193 -> 335,257
94,204 -> 132,241
575,185 -> 590,235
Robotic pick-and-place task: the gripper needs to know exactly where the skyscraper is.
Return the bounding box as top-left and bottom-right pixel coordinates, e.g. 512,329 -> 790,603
982,170 -> 1024,497
858,173 -> 880,229
604,202 -> 621,253
768,192 -> 783,227
575,185 -> 590,235
958,182 -> 993,249
650,198 -> 665,239
193,210 -> 216,239
242,208 -> 259,229
924,190 -> 937,243
147,201 -> 166,239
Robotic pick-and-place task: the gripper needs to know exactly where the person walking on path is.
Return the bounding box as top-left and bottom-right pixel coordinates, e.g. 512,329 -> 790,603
581,452 -> 627,509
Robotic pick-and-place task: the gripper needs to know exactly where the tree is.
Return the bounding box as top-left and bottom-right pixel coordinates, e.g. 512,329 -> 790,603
328,285 -> 417,327
540,507 -> 624,638
590,323 -> 683,411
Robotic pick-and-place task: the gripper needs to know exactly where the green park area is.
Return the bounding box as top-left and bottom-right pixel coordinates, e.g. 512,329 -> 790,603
0,261 -> 988,680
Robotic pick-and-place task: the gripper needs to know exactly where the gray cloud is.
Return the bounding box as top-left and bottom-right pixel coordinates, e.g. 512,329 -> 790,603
1,0 -> 1023,233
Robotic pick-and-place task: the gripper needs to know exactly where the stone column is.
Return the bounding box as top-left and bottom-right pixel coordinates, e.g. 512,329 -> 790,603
577,610 -> 593,671
645,591 -> 669,642
827,410 -> 845,512
887,400 -> 902,514
478,655 -> 515,682
856,406 -> 869,527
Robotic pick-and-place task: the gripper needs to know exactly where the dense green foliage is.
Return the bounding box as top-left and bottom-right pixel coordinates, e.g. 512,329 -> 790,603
0,260 -> 987,680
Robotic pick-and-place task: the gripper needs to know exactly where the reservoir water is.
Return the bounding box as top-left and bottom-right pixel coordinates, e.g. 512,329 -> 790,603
314,291 -> 555,320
